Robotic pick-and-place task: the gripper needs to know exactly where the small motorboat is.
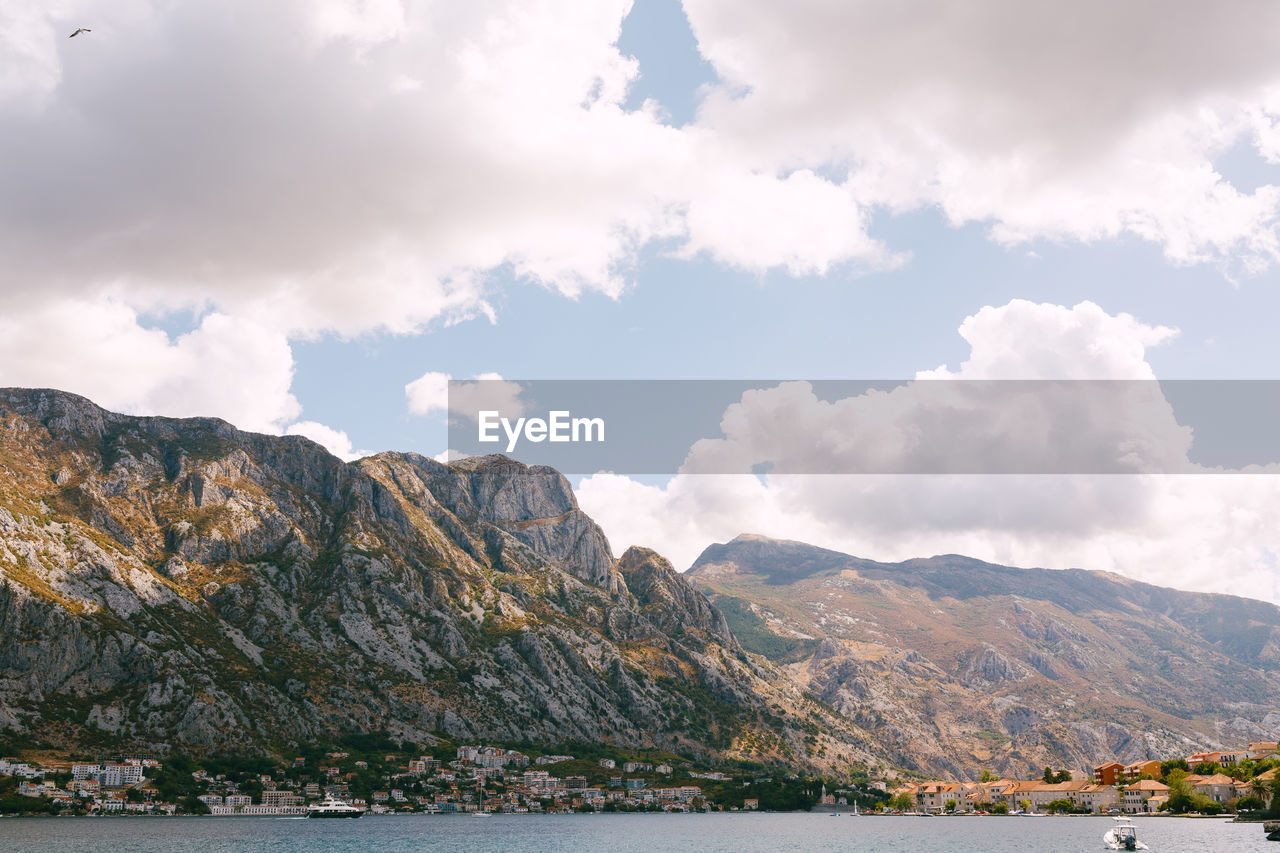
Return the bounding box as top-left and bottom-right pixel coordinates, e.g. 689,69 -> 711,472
1103,816 -> 1147,850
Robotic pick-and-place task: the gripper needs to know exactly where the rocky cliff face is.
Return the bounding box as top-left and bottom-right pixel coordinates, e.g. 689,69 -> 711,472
0,389 -> 870,769
689,534 -> 1280,779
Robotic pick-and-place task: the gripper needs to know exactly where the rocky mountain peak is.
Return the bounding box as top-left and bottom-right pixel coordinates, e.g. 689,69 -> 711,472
618,546 -> 736,649
688,533 -> 867,584
405,453 -> 625,594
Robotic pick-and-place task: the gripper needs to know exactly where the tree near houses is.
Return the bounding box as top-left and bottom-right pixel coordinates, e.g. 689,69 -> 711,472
1045,798 -> 1075,814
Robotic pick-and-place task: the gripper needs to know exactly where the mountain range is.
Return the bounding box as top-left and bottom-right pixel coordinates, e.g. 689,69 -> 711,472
0,388 -> 866,770
689,534 -> 1280,777
1,387 -> 1277,779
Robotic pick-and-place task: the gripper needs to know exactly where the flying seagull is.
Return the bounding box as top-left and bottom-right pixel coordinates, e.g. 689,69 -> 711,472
68,28 -> 91,38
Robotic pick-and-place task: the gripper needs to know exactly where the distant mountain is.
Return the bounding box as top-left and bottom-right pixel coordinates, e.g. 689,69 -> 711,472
0,389 -> 870,769
688,534 -> 1280,778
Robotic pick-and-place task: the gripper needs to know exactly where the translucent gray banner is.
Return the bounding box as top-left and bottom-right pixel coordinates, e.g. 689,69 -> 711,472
445,379 -> 1280,475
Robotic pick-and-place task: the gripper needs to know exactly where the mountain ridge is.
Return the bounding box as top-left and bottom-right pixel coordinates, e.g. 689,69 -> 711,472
0,388 -> 871,770
3,387 -> 1276,780
687,533 -> 1280,777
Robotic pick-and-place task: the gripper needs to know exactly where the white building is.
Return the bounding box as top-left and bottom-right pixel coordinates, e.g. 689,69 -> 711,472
99,763 -> 145,787
262,790 -> 304,807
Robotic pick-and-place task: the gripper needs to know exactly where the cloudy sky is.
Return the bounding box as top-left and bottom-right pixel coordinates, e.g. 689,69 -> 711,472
5,0 -> 1280,601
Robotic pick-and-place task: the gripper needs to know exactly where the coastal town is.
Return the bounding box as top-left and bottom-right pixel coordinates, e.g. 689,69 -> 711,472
0,743 -> 812,816
0,738 -> 1276,819
890,741 -> 1280,816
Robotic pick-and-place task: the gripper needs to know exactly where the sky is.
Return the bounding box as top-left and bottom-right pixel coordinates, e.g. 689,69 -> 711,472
5,1 -> 1280,601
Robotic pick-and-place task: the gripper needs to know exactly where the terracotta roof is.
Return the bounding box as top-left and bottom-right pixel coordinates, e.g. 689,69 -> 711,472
1002,781 -> 1041,793
1194,773 -> 1237,786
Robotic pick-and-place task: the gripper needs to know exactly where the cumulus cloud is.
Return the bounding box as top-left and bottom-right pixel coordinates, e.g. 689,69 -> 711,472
8,0 -> 1280,442
8,0 -> 1280,545
9,0 -> 1280,321
285,420 -> 367,462
684,0 -> 1280,269
915,300 -> 1179,381
677,166 -> 901,274
405,371 -> 526,421
404,371 -> 450,417
677,301 -> 1190,476
0,296 -> 301,434
0,0 -> 687,331
0,0 -> 683,434
576,300 -> 1280,603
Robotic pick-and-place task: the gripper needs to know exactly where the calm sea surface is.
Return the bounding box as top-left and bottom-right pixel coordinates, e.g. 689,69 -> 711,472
0,813 -> 1269,852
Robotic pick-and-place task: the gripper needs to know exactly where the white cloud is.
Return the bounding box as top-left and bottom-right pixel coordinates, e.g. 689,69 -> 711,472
308,0 -> 407,50
0,0 -> 689,335
0,0 -> 683,439
0,296 -> 301,434
677,167 -> 901,275
285,420 -> 366,461
576,299 -> 1280,603
683,0 -> 1280,270
405,371 -> 526,421
916,300 -> 1179,381
6,1 -> 1280,346
404,371 -> 450,417
26,0 -> 1280,358
677,301 -> 1189,477
8,0 -> 1280,536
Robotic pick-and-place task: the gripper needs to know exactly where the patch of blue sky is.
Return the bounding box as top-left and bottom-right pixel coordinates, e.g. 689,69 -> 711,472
617,0 -> 717,126
1212,137 -> 1280,195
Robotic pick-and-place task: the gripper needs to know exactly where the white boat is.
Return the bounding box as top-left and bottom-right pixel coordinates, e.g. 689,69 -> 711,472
306,795 -> 365,819
1103,816 -> 1147,850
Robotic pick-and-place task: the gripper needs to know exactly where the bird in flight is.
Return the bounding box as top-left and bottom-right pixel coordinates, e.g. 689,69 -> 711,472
68,28 -> 91,38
